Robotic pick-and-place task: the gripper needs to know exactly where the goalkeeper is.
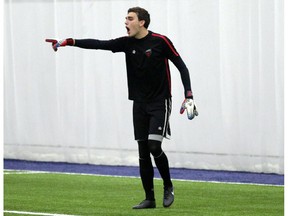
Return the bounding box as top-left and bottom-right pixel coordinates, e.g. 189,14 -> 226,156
46,6 -> 198,209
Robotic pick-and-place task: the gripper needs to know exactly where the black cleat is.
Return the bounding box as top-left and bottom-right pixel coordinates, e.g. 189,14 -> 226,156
132,200 -> 156,209
163,187 -> 174,207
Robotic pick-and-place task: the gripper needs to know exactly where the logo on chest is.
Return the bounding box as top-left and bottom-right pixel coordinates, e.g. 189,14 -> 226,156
145,49 -> 152,57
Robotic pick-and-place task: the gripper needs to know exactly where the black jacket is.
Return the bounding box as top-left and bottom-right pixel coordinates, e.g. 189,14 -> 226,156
74,31 -> 192,102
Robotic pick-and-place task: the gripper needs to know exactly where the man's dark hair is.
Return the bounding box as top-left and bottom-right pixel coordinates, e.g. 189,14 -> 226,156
128,7 -> 150,29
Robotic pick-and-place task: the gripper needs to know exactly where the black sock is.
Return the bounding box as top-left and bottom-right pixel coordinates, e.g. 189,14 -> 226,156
139,158 -> 155,200
154,152 -> 173,189
148,140 -> 173,189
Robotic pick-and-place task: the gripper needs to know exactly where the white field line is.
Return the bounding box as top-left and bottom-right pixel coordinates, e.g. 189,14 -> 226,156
4,210 -> 79,216
4,169 -> 283,187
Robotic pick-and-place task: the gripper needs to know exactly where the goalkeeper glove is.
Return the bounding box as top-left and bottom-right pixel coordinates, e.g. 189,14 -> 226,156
45,38 -> 74,52
180,98 -> 198,120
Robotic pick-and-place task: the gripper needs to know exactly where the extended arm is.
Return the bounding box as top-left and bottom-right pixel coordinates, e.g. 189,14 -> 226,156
45,37 -> 127,52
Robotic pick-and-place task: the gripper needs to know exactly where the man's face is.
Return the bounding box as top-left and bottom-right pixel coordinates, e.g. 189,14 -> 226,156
125,12 -> 143,38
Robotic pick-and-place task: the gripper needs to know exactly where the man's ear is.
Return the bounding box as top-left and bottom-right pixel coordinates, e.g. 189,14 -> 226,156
139,20 -> 146,27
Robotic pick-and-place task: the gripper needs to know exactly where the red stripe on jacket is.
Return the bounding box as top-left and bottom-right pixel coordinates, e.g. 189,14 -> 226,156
151,33 -> 179,57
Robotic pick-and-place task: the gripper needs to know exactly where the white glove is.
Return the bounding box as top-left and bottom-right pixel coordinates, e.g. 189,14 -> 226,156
180,99 -> 198,120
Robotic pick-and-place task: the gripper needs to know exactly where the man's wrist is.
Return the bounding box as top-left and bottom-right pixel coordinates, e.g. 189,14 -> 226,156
66,38 -> 75,46
185,90 -> 193,99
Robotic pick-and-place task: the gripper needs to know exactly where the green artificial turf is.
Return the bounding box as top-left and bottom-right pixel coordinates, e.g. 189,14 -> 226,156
4,170 -> 284,216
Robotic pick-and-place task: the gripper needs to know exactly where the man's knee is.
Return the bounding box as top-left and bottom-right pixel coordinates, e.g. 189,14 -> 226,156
138,140 -> 150,159
148,140 -> 163,158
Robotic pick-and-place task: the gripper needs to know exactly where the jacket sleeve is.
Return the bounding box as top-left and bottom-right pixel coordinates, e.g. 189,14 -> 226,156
74,36 -> 128,53
163,36 -> 193,98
